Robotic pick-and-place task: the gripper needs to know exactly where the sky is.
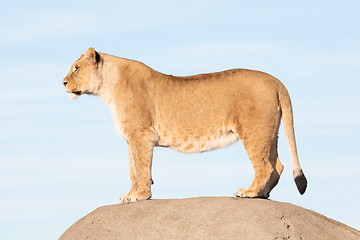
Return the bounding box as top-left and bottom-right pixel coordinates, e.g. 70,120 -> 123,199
1,0 -> 360,239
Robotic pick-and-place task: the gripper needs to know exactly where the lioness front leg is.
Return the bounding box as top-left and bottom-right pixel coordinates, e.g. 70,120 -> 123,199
120,145 -> 138,202
122,130 -> 155,202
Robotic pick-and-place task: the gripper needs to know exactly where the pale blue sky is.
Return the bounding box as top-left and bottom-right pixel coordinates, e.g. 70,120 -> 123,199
1,1 -> 360,239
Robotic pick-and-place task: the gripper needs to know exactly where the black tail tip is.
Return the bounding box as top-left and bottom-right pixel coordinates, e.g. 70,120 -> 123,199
295,173 -> 307,195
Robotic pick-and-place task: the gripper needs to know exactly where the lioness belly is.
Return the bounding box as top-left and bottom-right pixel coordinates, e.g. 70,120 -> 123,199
157,130 -> 239,153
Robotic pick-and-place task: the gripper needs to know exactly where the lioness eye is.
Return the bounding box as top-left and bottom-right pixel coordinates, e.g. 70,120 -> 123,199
74,66 -> 79,73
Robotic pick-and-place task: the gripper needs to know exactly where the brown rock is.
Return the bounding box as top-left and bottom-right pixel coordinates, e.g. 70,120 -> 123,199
59,197 -> 360,240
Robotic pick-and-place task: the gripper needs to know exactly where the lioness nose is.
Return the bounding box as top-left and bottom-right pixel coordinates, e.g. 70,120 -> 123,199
63,80 -> 68,87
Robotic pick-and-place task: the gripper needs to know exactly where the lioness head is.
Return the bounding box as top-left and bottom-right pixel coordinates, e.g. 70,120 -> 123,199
63,48 -> 102,99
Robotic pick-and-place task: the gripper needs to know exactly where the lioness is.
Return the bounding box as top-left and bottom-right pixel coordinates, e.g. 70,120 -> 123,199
63,48 -> 307,202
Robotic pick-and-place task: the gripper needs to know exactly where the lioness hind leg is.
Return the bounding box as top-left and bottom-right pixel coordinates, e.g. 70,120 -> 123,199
235,134 -> 281,199
266,142 -> 284,194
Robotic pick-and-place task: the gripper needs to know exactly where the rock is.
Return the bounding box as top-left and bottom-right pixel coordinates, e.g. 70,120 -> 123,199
59,197 -> 360,240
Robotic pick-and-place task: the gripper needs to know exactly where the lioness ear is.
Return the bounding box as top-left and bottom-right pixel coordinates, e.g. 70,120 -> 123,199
86,47 -> 100,63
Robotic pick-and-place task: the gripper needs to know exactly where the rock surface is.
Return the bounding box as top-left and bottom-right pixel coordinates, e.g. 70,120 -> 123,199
59,197 -> 360,240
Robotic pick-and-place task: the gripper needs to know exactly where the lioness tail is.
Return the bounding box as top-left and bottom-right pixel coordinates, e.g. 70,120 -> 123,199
278,81 -> 307,195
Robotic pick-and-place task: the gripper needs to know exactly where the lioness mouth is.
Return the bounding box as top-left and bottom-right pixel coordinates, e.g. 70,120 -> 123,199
72,91 -> 82,96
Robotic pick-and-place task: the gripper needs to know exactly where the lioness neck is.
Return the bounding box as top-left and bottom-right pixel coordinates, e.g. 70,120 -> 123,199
96,53 -> 159,106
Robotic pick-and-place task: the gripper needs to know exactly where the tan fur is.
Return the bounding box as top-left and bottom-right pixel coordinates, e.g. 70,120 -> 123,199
63,48 -> 307,202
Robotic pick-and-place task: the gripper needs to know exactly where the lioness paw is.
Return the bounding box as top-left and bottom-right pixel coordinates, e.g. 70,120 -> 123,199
121,191 -> 151,203
128,191 -> 151,202
120,192 -> 132,203
234,188 -> 269,198
235,188 -> 252,198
